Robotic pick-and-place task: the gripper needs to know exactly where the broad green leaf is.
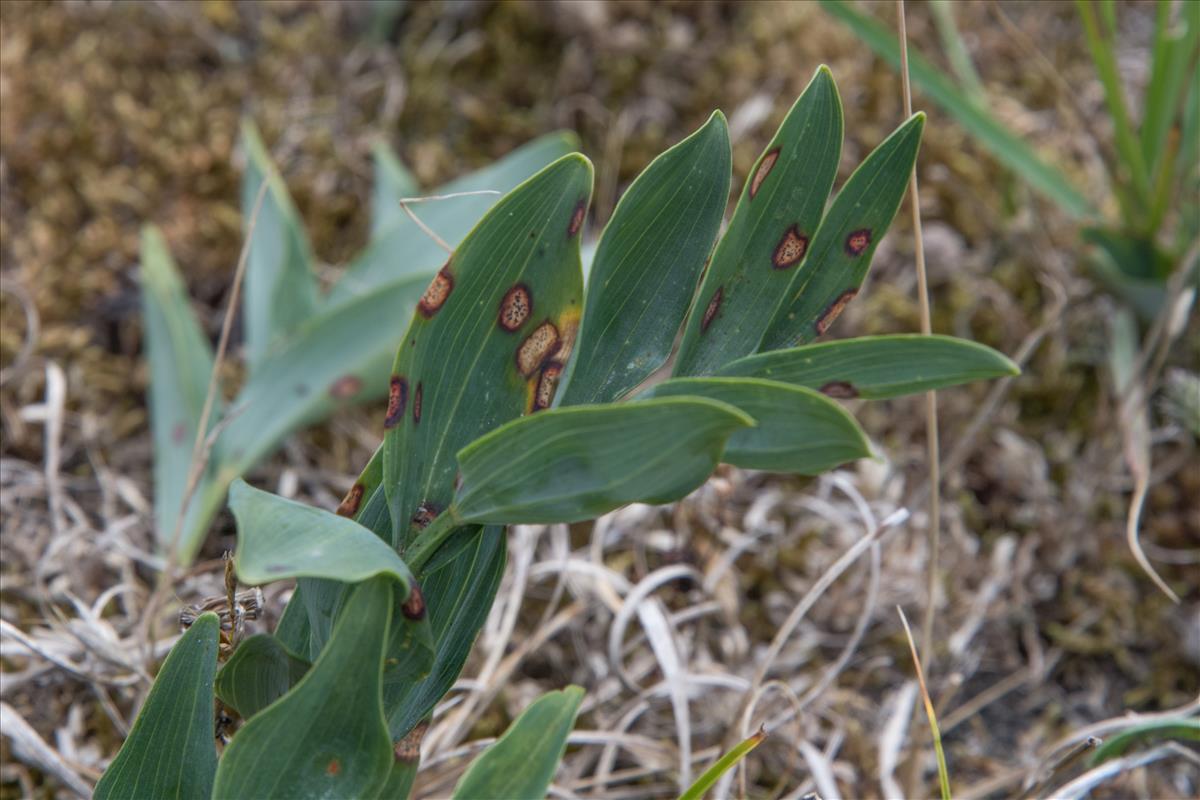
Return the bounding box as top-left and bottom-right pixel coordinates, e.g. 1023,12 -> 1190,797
274,584 -> 313,659
645,378 -> 871,474
679,727 -> 767,800
213,577 -> 394,799
139,226 -> 219,551
373,760 -> 418,800
558,111 -> 732,405
240,119 -> 319,368
1082,227 -> 1171,321
450,397 -> 753,525
215,634 -> 310,720
383,154 -> 592,549
330,133 -> 580,303
818,0 -> 1094,220
384,526 -> 505,739
1089,719 -> 1200,765
371,140 -> 421,239
674,67 -> 843,376
94,613 -> 219,800
716,335 -> 1019,399
451,686 -> 585,800
760,113 -> 925,351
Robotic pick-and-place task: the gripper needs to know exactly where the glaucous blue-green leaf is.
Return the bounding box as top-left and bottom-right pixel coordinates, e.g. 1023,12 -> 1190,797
645,378 -> 870,473
240,119 -> 318,368
274,584 -> 313,660
215,634 -> 310,720
213,577 -> 394,800
94,613 -> 219,800
371,140 -> 421,239
383,154 -> 592,549
139,226 -> 219,552
674,67 -> 843,376
451,686 -> 585,800
760,113 -> 926,351
716,335 -> 1020,399
448,397 -> 753,525
331,133 -> 580,303
558,111 -> 731,405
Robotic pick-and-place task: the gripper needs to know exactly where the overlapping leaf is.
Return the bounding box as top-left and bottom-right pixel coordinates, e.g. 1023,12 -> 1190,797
451,686 -> 585,800
645,378 -> 871,473
213,577 -> 394,799
759,113 -> 925,350
215,634 -> 310,720
450,397 -> 753,525
383,154 -> 592,549
716,334 -> 1019,399
675,67 -> 843,376
370,140 -> 421,239
559,112 -> 731,405
94,614 -> 219,800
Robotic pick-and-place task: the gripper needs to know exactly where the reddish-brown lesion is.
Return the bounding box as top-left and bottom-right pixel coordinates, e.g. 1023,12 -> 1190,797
394,721 -> 429,764
815,288 -> 858,336
327,375 -> 362,400
819,380 -> 859,399
335,483 -> 365,517
772,226 -> 809,269
418,264 -> 454,318
845,228 -> 871,256
750,147 -> 780,199
401,583 -> 426,620
384,376 -> 408,428
568,198 -> 586,237
516,321 -> 561,377
412,382 -> 423,425
701,287 -> 724,332
534,361 -> 564,411
498,283 -> 532,331
410,501 -> 439,531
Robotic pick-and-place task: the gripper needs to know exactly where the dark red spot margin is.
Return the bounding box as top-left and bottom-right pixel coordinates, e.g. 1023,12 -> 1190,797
384,376 -> 408,428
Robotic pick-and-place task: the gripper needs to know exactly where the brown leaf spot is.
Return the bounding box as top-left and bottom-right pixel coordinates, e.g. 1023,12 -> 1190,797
171,422 -> 188,444
412,383 -> 423,425
418,265 -> 454,318
335,483 -> 365,517
402,583 -> 426,620
815,289 -> 858,336
819,381 -> 859,399
498,283 -> 532,331
411,501 -> 439,531
568,198 -> 586,237
534,361 -> 564,411
750,147 -> 780,199
395,721 -> 429,763
772,225 -> 809,269
384,376 -> 408,429
325,759 -> 341,776
516,321 -> 560,377
328,375 -> 362,400
701,287 -> 723,333
555,311 -> 581,364
845,228 -> 871,256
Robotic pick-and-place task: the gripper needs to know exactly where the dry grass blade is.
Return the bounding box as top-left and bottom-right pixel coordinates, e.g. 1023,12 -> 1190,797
395,189 -> 503,255
0,702 -> 92,797
897,605 -> 951,800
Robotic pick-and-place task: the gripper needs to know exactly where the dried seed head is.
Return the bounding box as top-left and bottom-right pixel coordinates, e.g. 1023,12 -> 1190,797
328,375 -> 362,400
534,361 -> 564,411
412,382 -> 423,425
411,501 -> 439,531
516,321 -> 561,377
772,226 -> 809,269
336,483 -> 365,517
750,147 -> 780,199
395,721 -> 429,764
418,266 -> 454,318
815,289 -> 858,336
401,584 -> 426,620
568,198 -> 586,237
498,283 -> 532,331
819,381 -> 859,399
384,376 -> 408,428
845,228 -> 871,256
701,287 -> 724,332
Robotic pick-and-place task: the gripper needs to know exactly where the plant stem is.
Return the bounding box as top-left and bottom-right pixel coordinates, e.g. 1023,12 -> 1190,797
404,509 -> 464,573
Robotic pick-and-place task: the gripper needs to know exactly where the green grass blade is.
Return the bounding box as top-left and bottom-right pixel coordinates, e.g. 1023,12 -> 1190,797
213,577 -> 395,799
94,613 -> 219,800
678,727 -> 767,800
371,139 -> 421,239
240,119 -> 319,368
560,111 -> 731,404
215,634 -> 310,720
674,66 -> 843,376
928,0 -> 985,101
1089,719 -> 1200,765
644,377 -> 871,474
819,0 -> 1094,219
139,226 -> 219,551
760,114 -> 925,350
450,397 -> 753,525
382,154 -> 591,550
717,334 -> 1019,399
452,686 -> 585,800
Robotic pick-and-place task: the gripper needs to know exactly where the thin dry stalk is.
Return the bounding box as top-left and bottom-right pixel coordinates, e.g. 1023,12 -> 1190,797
897,605 -> 951,800
395,189 -> 502,255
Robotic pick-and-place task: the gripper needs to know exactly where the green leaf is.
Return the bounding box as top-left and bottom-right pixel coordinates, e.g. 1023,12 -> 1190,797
274,584 -> 313,659
331,133 -> 580,303
449,397 -> 753,525
716,334 -> 1019,399
94,613 -> 219,800
240,119 -> 319,368
139,226 -> 219,551
451,686 -> 585,800
371,140 -> 421,239
678,727 -> 767,800
1141,1 -> 1199,173
819,0 -> 1094,220
213,577 -> 394,799
645,378 -> 871,474
759,113 -> 925,351
215,634 -> 310,720
674,67 -> 843,376
383,153 -> 592,549
1089,719 -> 1200,765
559,111 -> 731,405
